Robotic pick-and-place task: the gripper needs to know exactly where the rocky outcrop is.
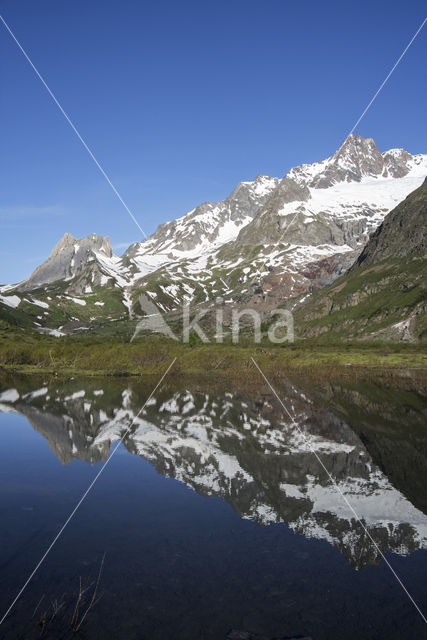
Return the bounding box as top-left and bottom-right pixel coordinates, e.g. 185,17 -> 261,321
17,232 -> 116,292
289,135 -> 416,188
353,177 -> 427,269
294,179 -> 427,341
124,174 -> 279,258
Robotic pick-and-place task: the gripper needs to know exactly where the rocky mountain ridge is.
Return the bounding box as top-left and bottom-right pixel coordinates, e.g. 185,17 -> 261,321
18,232 -> 118,293
1,135 -> 426,336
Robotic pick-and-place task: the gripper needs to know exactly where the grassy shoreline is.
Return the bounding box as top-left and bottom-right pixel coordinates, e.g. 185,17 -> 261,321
1,320 -> 426,379
0,338 -> 426,382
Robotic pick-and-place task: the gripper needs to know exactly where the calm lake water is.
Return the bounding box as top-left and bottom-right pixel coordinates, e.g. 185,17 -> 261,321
0,370 -> 426,639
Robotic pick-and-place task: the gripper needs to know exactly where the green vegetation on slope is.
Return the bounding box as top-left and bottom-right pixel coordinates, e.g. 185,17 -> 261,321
294,254 -> 426,341
0,320 -> 425,377
0,282 -> 128,330
293,178 -> 427,342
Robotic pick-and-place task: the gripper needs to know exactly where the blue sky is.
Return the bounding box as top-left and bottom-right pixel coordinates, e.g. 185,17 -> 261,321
0,0 -> 426,283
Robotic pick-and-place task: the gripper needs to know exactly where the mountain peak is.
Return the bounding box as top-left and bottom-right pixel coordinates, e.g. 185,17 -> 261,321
16,233 -> 115,292
289,134 -> 418,189
331,134 -> 383,178
49,232 -> 76,258
49,233 -> 112,260
335,133 -> 379,156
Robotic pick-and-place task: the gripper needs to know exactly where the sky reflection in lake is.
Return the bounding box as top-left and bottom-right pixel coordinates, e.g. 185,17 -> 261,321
0,371 -> 426,639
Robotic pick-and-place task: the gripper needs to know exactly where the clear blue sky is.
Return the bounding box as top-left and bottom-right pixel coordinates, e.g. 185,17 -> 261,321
0,0 -> 426,283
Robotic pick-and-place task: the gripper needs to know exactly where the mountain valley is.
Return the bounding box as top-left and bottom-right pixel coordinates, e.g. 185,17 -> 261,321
1,134 -> 426,343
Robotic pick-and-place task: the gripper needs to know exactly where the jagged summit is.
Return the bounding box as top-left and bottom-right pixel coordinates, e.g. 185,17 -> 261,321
17,232 -> 119,292
333,134 -> 383,173
49,232 -> 113,259
314,134 -> 384,186
125,134 -> 420,264
332,134 -> 417,181
111,135 -> 426,270
288,134 -> 420,188
1,135 -> 426,336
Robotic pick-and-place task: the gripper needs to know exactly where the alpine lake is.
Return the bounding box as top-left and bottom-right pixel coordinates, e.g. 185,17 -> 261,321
0,367 -> 426,639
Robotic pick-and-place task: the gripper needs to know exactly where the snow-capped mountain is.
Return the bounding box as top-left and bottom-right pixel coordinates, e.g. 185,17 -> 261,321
1,135 -> 426,334
123,173 -> 279,270
1,376 -> 426,568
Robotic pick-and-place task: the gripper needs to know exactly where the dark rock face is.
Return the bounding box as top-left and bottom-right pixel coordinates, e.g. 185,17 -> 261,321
353,177 -> 427,269
294,179 -> 427,341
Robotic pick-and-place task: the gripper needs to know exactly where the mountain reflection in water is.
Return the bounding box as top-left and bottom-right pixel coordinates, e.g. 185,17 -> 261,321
1,371 -> 426,571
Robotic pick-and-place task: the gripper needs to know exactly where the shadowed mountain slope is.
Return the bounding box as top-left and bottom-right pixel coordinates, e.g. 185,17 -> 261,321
294,179 -> 427,341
